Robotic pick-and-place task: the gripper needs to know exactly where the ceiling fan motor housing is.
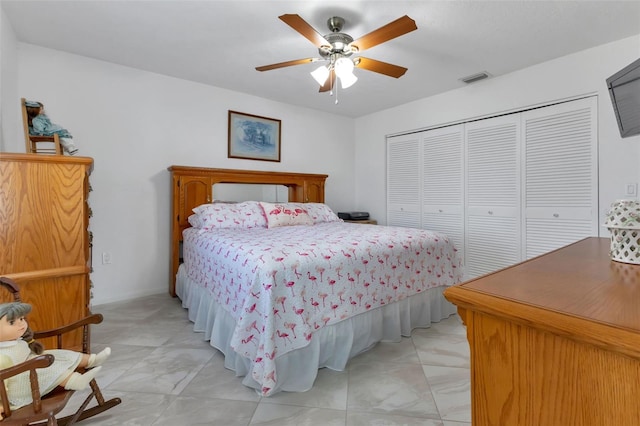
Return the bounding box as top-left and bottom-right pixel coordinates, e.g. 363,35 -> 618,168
327,16 -> 345,32
318,16 -> 356,59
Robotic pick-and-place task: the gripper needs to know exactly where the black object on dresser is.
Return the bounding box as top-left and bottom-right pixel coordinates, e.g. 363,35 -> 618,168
338,211 -> 370,221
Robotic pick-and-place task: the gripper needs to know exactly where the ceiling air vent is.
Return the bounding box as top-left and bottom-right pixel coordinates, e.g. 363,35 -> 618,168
460,71 -> 490,84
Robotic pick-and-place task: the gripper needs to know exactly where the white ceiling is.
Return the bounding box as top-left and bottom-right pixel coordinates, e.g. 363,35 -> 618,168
3,0 -> 640,118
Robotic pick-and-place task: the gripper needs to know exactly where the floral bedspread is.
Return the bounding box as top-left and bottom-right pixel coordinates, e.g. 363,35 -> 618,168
182,222 -> 463,395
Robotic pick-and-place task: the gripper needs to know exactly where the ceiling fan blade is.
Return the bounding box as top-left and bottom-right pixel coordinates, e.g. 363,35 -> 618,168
355,57 -> 408,78
256,58 -> 318,72
350,15 -> 417,51
279,14 -> 329,48
319,70 -> 335,92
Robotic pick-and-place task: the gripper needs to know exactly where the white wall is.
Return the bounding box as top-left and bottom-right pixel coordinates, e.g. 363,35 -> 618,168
354,35 -> 640,237
0,6 -> 18,151
4,22 -> 640,304
7,43 -> 355,304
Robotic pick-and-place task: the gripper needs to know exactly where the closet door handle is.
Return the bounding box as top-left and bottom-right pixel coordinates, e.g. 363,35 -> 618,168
553,213 -> 559,218
488,210 -> 493,215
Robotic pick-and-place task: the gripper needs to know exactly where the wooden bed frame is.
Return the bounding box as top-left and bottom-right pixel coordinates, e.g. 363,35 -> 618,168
167,166 -> 329,296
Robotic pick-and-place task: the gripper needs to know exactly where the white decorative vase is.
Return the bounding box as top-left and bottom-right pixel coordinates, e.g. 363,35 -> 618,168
604,199 -> 640,264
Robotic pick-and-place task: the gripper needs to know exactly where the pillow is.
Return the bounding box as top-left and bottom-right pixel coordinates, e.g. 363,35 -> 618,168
303,203 -> 342,224
187,213 -> 203,228
192,201 -> 267,229
259,202 -> 314,228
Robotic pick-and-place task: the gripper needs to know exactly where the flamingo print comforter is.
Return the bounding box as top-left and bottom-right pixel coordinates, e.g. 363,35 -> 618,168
182,222 -> 463,395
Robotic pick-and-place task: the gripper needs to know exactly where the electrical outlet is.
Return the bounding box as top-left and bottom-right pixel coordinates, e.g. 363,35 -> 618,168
102,252 -> 112,265
626,183 -> 638,197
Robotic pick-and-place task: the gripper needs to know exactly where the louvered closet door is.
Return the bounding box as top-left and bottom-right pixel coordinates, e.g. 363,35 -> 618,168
387,135 -> 421,227
422,125 -> 465,262
522,97 -> 598,258
465,115 -> 521,278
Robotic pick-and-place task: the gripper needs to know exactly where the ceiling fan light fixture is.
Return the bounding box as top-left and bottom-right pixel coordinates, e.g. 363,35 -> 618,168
311,65 -> 330,86
334,57 -> 354,76
334,57 -> 357,89
339,71 -> 358,89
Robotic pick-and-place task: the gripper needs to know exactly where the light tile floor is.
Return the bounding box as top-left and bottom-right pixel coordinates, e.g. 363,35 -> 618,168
64,293 -> 471,425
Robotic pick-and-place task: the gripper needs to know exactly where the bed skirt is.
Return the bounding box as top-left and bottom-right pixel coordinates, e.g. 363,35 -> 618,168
176,264 -> 458,395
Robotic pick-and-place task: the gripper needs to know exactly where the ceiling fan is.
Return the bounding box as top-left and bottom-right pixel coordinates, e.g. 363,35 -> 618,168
256,14 -> 417,93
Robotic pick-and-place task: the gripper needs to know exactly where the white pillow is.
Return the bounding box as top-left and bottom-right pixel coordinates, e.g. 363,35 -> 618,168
303,203 -> 342,224
259,202 -> 314,228
187,214 -> 204,228
192,201 -> 267,229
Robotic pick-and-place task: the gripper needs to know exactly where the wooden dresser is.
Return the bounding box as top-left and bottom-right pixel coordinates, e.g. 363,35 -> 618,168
0,153 -> 93,349
444,237 -> 640,426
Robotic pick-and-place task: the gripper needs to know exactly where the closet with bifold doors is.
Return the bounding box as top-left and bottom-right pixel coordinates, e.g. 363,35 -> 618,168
387,96 -> 598,280
387,124 -> 465,266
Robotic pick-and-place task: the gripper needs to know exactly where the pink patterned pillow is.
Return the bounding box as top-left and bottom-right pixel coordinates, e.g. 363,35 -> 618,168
303,203 -> 342,223
259,202 -> 314,228
192,201 -> 267,229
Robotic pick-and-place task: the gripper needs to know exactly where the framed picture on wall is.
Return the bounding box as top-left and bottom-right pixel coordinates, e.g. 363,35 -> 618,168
228,110 -> 281,162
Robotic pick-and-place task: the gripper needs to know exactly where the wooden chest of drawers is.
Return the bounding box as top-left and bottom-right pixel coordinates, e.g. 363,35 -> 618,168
0,153 -> 94,349
444,238 -> 640,425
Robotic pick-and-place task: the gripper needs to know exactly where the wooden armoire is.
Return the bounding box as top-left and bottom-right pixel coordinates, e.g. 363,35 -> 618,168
0,153 -> 93,349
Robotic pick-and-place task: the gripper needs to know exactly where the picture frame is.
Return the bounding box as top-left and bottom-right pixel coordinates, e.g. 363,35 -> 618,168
228,110 -> 281,162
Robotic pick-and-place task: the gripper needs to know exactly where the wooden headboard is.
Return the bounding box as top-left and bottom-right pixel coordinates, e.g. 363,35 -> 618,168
167,166 -> 328,296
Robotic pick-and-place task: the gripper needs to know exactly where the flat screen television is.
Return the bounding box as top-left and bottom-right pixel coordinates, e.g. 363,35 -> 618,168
606,57 -> 640,138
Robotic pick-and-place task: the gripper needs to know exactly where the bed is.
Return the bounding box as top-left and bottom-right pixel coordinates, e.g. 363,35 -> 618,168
168,166 -> 463,396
